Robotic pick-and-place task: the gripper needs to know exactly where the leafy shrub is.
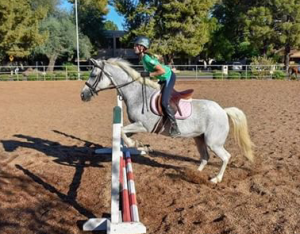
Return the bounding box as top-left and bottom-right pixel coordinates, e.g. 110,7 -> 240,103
250,56 -> 275,79
197,72 -> 213,79
54,72 -> 66,80
68,71 -> 78,80
44,73 -> 55,80
81,71 -> 90,80
0,74 -> 11,81
27,74 -> 37,81
63,63 -> 79,80
213,71 -> 224,79
228,71 -> 241,79
272,70 -> 286,80
240,71 -> 251,79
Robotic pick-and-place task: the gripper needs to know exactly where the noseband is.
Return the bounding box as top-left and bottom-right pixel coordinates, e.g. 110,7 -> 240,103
85,62 -> 137,98
84,62 -> 105,96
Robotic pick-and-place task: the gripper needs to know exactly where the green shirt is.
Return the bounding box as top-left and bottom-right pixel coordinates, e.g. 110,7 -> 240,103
142,54 -> 172,81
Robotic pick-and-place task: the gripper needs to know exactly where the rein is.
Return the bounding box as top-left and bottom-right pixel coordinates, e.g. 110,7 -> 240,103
85,62 -> 138,98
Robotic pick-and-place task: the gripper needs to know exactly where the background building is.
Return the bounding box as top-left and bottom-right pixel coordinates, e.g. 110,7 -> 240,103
97,30 -> 138,64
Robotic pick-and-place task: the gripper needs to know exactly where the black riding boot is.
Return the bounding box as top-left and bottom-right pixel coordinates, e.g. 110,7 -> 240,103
164,105 -> 181,137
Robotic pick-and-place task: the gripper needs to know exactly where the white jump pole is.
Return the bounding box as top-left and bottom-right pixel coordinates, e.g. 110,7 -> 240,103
83,96 -> 146,233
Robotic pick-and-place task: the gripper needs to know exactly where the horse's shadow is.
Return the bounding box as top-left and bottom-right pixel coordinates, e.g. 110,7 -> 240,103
0,130 -> 252,231
1,131 -> 187,170
0,131 -> 188,221
1,131 -> 111,224
15,164 -> 97,219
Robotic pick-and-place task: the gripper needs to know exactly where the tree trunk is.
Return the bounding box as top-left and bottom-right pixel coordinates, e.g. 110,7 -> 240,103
47,54 -> 58,72
284,44 -> 291,72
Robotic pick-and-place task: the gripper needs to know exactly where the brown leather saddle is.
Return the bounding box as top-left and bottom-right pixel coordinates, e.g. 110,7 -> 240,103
151,89 -> 194,134
155,89 -> 194,116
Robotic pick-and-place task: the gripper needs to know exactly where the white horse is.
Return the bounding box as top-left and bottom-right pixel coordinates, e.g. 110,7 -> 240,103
81,58 -> 254,183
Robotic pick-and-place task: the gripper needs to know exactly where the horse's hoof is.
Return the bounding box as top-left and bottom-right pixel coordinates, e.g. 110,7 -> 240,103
197,166 -> 204,171
137,145 -> 152,153
136,147 -> 147,155
210,177 -> 221,184
145,145 -> 153,152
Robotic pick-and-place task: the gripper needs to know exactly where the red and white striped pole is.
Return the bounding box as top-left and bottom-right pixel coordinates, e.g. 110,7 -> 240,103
125,150 -> 140,222
121,155 -> 131,222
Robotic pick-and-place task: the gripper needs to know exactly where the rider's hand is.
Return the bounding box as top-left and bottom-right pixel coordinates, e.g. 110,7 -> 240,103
140,71 -> 150,77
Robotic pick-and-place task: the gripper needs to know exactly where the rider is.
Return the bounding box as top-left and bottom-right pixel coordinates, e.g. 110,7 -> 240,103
133,36 -> 181,137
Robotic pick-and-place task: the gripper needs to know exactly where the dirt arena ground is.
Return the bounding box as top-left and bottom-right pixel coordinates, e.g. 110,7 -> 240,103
0,80 -> 299,234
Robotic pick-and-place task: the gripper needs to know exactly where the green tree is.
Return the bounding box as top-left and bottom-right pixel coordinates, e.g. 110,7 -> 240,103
104,20 -> 119,30
201,28 -> 236,62
34,13 -> 92,71
31,0 -> 60,15
0,0 -> 47,60
68,0 -> 108,47
212,0 -> 300,66
243,7 -> 273,56
114,0 -> 216,64
244,0 -> 300,68
210,0 -> 259,61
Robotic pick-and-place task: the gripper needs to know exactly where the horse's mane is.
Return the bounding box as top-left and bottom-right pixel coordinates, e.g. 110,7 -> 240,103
106,58 -> 160,90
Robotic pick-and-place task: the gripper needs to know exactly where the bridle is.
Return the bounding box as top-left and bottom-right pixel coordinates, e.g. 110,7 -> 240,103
85,61 -> 138,98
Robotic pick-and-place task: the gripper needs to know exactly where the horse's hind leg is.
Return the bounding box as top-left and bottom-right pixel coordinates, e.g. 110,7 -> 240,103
194,135 -> 210,171
209,145 -> 231,183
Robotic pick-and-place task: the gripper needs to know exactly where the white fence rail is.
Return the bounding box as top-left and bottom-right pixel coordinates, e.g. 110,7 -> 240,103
0,64 -> 294,81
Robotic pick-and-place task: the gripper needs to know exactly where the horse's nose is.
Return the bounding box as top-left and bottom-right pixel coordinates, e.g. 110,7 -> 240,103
81,91 -> 91,102
80,92 -> 85,101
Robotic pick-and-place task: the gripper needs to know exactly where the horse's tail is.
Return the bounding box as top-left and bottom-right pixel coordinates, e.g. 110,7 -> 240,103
225,107 -> 254,162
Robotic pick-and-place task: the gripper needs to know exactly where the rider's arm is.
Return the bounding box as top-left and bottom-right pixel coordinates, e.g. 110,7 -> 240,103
150,64 -> 165,78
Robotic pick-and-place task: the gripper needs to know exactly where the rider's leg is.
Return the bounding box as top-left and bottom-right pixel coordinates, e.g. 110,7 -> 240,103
161,72 -> 181,137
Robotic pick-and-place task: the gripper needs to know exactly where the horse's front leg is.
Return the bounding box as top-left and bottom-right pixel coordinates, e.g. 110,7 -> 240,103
121,121 -> 150,152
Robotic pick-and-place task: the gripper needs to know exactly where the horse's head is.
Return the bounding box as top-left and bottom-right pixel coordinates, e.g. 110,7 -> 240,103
81,58 -> 113,102
81,57 -> 160,102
